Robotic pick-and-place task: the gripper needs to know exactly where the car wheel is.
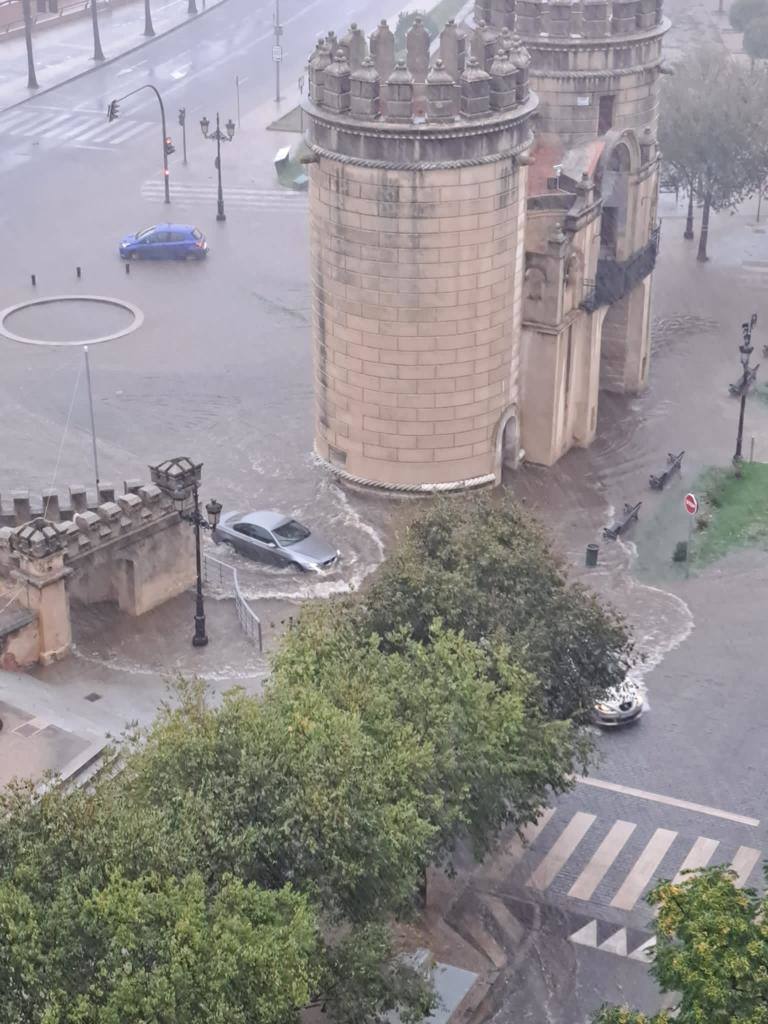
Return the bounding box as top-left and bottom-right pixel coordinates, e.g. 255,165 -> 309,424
290,561 -> 307,572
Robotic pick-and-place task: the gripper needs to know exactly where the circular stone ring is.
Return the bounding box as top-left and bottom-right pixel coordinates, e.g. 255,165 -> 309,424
0,295 -> 144,347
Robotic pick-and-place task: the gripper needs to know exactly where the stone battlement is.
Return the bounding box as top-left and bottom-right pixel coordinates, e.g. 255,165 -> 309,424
307,18 -> 532,125
0,480 -> 161,529
0,481 -> 174,575
474,0 -> 664,38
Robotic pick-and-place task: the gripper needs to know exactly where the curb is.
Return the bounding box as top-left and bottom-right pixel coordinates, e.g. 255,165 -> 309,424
0,0 -> 231,116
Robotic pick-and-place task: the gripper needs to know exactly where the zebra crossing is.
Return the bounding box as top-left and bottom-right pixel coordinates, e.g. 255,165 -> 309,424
521,807 -> 762,916
140,179 -> 309,213
0,105 -> 152,149
456,804 -> 764,967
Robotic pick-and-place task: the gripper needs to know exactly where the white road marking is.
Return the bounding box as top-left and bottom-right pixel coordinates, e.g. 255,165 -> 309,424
108,122 -> 150,144
599,927 -> 628,956
568,820 -> 637,901
610,828 -> 678,910
731,845 -> 761,888
673,836 -> 719,883
569,919 -> 598,947
578,776 -> 760,827
0,109 -> 40,129
528,812 -> 596,891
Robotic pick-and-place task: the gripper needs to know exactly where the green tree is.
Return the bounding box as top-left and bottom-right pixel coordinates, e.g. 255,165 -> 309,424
729,0 -> 768,31
659,47 -> 768,261
0,869 -> 319,1024
594,865 -> 768,1023
273,617 -> 587,867
352,493 -> 632,721
743,15 -> 768,65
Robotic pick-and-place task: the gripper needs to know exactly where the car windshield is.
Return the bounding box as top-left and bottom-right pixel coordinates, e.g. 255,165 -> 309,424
272,520 -> 311,546
136,226 -> 156,240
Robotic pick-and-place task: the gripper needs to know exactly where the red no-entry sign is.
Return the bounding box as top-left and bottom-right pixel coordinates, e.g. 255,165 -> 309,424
684,493 -> 698,516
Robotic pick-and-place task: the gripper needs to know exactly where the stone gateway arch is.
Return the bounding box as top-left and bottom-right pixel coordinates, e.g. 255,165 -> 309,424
303,2 -> 667,491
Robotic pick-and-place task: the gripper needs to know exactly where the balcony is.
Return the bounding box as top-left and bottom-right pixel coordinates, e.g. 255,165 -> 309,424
581,226 -> 661,312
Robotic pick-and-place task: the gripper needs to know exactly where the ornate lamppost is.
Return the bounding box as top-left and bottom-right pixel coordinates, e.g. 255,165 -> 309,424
199,113 -> 236,222
149,457 -> 222,648
734,314 -> 758,465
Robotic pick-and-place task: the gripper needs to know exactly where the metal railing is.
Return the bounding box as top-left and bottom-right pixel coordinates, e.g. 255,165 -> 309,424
580,225 -> 662,312
202,553 -> 263,652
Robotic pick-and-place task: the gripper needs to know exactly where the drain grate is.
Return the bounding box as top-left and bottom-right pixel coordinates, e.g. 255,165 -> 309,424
83,692 -> 102,702
13,721 -> 43,738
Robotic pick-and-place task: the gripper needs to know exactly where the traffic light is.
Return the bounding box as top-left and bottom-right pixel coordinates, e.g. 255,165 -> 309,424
107,99 -> 120,122
164,136 -> 176,156
178,107 -> 186,127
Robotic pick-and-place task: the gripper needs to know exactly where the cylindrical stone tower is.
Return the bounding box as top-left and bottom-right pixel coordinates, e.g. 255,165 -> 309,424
484,0 -> 669,147
303,27 -> 536,492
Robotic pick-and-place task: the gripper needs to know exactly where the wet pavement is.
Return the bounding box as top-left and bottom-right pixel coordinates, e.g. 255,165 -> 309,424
0,697 -> 102,787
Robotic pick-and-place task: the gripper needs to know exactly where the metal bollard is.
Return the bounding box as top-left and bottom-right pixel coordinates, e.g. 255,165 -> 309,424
585,543 -> 599,568
125,261 -> 130,275
31,274 -> 36,286
76,266 -> 82,279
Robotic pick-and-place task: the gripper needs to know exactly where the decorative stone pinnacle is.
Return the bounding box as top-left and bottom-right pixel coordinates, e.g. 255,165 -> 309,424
10,517 -> 65,559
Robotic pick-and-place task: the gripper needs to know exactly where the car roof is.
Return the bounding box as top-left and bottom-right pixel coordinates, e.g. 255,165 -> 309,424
239,510 -> 292,530
148,223 -> 199,232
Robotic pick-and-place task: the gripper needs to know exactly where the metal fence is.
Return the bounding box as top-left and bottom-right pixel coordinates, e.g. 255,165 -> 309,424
202,553 -> 263,653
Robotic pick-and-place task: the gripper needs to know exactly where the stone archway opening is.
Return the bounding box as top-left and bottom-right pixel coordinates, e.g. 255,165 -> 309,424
494,406 -> 520,481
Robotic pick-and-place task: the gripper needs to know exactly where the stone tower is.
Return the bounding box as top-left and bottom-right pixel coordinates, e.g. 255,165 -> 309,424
303,23 -> 536,491
303,0 -> 667,486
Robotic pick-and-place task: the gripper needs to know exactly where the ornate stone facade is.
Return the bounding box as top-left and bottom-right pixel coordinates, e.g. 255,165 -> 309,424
304,0 -> 667,486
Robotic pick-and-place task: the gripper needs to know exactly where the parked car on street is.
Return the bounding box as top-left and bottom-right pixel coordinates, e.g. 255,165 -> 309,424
119,224 -> 208,260
213,510 -> 339,571
592,680 -> 643,727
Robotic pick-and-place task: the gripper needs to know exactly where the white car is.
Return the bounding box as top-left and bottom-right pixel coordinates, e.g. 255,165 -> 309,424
593,680 -> 643,727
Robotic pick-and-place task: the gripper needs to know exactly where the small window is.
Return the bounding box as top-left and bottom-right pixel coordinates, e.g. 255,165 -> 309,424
153,231 -> 171,243
170,231 -> 186,242
233,524 -> 253,536
192,228 -> 203,240
598,95 -> 615,135
250,525 -> 275,545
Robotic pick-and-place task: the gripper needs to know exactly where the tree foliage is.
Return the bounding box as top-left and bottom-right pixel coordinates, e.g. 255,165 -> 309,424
594,864 -> 768,1023
729,0 -> 768,31
743,15 -> 768,61
659,47 -> 768,259
273,616 -> 587,867
352,493 -> 632,721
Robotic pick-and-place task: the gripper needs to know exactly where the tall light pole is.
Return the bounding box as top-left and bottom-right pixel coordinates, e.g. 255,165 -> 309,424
200,113 -> 235,222
734,313 -> 758,464
21,0 -> 38,89
89,0 -> 104,62
273,0 -> 282,102
149,458 -> 222,649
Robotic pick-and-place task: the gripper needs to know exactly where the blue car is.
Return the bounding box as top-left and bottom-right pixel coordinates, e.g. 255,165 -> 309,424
119,223 -> 208,260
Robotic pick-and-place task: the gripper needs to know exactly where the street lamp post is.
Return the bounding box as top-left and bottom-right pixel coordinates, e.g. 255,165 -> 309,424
200,113 -> 235,222
149,458 -> 222,648
734,313 -> 758,465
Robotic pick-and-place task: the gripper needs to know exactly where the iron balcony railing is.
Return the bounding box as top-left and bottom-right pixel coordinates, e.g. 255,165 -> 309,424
581,225 -> 661,312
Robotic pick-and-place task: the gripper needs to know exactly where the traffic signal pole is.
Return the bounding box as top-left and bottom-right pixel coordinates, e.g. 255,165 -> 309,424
107,84 -> 170,203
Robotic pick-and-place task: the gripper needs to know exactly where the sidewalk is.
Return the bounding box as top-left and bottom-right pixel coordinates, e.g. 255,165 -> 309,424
0,0 -> 228,113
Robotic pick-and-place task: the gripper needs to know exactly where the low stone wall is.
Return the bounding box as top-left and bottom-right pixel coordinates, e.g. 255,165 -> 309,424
0,607 -> 39,670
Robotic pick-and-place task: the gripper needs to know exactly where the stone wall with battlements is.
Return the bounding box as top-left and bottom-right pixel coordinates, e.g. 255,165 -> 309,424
0,478 -> 196,628
303,19 -> 536,490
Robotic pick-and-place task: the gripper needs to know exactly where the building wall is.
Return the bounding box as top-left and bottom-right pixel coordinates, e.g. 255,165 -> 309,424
310,153 -> 530,489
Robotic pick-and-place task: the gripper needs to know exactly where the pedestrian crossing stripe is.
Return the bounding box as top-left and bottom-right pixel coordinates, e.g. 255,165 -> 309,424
569,919 -> 656,961
523,810 -> 761,912
0,108 -> 151,148
139,181 -> 308,211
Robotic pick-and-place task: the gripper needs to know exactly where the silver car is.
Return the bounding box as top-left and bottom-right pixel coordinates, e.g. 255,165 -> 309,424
593,680 -> 644,727
213,511 -> 339,571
